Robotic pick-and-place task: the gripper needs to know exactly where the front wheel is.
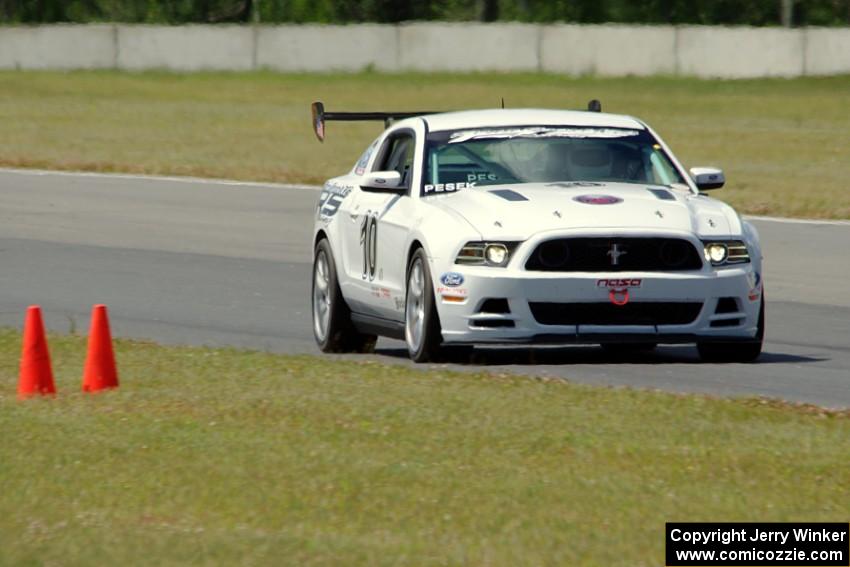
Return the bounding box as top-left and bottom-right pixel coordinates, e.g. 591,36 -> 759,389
405,248 -> 443,362
697,297 -> 764,363
312,239 -> 376,353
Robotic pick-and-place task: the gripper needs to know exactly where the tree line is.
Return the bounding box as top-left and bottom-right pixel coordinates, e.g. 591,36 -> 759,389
2,0 -> 849,26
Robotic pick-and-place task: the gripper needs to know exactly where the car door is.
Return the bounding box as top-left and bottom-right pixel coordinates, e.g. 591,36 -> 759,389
340,128 -> 419,320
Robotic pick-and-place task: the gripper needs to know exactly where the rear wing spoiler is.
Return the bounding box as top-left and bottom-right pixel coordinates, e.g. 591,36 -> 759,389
310,99 -> 604,142
311,101 -> 443,142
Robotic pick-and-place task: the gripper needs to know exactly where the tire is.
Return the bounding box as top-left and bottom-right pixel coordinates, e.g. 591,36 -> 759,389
404,248 -> 443,362
312,239 -> 377,353
697,297 -> 764,363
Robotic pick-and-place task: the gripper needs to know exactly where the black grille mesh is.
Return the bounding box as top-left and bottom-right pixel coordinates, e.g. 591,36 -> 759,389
525,237 -> 703,272
529,302 -> 703,326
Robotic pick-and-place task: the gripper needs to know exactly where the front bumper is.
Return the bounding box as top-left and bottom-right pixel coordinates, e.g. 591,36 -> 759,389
433,264 -> 762,346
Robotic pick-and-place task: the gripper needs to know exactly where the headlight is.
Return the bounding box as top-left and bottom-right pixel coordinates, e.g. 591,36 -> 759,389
456,241 -> 518,267
705,243 -> 727,264
485,244 -> 508,265
702,240 -> 750,266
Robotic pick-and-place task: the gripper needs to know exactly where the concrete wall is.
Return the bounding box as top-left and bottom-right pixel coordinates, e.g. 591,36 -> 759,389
0,24 -> 114,69
257,24 -> 397,71
399,23 -> 539,71
1,23 -> 849,77
805,27 -> 850,75
118,25 -> 254,71
541,24 -> 676,76
677,26 -> 805,78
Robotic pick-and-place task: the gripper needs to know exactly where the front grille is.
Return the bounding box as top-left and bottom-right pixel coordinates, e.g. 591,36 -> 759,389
529,302 -> 703,326
525,237 -> 703,272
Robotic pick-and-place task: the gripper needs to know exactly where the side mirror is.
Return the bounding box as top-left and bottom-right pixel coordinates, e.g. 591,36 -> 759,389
690,167 -> 725,191
361,171 -> 404,193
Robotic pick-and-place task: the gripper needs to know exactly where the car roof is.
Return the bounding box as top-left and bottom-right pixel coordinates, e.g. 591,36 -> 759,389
418,108 -> 646,132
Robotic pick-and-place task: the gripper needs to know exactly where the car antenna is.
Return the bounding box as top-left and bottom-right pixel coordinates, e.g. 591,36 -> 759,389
587,99 -> 602,112
501,97 -> 505,109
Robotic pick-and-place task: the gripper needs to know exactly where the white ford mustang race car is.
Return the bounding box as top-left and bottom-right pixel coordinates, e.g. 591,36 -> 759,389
310,101 -> 764,363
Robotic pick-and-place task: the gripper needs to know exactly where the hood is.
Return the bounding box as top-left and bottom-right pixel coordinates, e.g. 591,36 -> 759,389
426,182 -> 741,240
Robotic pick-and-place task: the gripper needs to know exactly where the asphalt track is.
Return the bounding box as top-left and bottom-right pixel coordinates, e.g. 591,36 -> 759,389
1,169 -> 849,407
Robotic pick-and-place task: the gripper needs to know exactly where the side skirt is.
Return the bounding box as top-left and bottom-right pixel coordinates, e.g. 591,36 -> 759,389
351,312 -> 405,341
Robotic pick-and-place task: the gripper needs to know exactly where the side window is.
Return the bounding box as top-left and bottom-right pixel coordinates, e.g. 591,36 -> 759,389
375,133 -> 415,187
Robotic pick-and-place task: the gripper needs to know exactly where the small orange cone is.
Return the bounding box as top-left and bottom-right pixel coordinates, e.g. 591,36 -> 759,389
82,304 -> 119,393
18,305 -> 56,399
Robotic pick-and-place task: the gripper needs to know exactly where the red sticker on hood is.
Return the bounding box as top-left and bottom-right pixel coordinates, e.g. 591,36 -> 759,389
574,194 -> 623,205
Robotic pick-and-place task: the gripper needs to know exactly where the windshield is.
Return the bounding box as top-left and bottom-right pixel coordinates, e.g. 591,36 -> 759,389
422,126 -> 686,195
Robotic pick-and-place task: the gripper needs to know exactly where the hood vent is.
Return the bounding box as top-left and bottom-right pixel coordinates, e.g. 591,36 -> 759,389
489,189 -> 528,202
647,188 -> 676,201
545,182 -> 603,188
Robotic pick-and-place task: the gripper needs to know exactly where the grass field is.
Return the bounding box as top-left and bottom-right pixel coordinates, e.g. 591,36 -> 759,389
1,329 -> 849,565
1,70 -> 849,219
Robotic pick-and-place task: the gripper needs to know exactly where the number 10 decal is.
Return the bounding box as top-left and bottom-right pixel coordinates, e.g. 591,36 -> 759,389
360,213 -> 378,280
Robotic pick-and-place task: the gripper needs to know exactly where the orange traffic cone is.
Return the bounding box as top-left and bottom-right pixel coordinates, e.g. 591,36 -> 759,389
81,305 -> 119,393
18,305 -> 56,399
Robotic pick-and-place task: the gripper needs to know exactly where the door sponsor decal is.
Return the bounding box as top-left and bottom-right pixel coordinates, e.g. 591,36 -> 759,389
370,285 -> 391,299
317,181 -> 353,220
360,212 -> 378,281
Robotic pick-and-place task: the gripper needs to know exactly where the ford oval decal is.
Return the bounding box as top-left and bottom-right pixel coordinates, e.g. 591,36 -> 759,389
440,272 -> 464,287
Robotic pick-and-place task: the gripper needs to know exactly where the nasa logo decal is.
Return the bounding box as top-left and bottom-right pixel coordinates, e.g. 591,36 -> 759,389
573,194 -> 623,205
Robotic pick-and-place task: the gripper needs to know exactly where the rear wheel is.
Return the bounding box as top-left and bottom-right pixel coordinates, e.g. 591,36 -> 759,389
697,297 -> 764,363
312,239 -> 376,353
405,249 -> 443,362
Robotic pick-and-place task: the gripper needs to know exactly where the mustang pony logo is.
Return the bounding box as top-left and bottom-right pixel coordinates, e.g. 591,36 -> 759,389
607,243 -> 628,266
